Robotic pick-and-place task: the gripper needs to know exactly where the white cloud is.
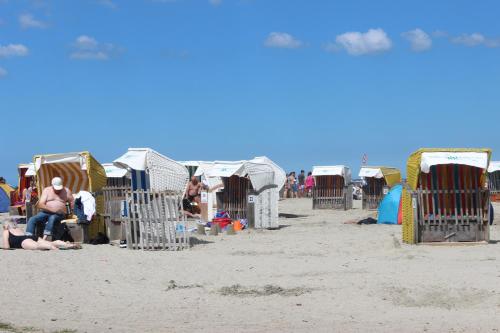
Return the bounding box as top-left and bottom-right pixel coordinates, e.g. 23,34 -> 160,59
0,67 -> 7,77
70,35 -> 119,60
264,32 -> 303,49
451,33 -> 485,47
209,0 -> 221,6
75,35 -> 98,49
19,13 -> 46,29
332,28 -> 392,56
0,43 -> 29,58
451,33 -> 500,48
485,39 -> 500,48
401,28 -> 432,52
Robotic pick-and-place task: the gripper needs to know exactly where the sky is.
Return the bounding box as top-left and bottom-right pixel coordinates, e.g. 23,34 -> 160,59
1,0 -> 499,184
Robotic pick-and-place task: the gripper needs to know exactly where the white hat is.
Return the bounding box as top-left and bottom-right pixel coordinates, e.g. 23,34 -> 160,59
51,177 -> 63,191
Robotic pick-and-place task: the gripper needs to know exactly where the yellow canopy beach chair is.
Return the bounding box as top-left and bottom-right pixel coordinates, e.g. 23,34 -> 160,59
402,148 -> 491,244
33,151 -> 107,240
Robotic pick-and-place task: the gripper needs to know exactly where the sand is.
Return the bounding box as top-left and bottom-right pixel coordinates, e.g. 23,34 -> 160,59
1,199 -> 500,333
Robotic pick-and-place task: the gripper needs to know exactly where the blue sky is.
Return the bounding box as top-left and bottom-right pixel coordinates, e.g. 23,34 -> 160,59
1,0 -> 499,184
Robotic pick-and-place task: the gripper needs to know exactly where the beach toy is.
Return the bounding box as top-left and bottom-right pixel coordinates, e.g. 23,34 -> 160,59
226,224 -> 236,235
209,224 -> 218,236
233,220 -> 243,231
197,224 -> 206,235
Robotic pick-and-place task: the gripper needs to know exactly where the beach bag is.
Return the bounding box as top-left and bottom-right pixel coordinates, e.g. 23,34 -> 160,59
90,232 -> 109,245
52,223 -> 74,242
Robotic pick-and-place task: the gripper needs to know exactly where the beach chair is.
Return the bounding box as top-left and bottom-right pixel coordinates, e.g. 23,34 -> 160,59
195,157 -> 286,229
113,148 -> 190,250
101,163 -> 131,242
312,165 -> 353,210
488,161 -> 500,202
402,148 -> 491,244
359,166 -> 401,210
33,151 -> 107,242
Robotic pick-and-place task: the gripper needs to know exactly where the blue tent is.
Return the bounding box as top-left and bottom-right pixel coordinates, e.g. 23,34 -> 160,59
377,184 -> 403,225
0,184 -> 13,213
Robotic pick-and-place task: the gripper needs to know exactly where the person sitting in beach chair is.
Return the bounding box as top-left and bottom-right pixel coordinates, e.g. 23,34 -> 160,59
25,177 -> 73,240
2,219 -> 81,250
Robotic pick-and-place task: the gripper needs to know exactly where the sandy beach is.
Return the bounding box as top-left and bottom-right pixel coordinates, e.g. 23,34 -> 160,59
2,199 -> 500,333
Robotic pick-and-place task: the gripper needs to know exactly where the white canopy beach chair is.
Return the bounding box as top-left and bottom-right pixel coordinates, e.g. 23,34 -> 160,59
312,165 -> 352,210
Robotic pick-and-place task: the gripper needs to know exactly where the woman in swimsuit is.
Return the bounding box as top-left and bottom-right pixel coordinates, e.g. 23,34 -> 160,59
2,219 -> 81,250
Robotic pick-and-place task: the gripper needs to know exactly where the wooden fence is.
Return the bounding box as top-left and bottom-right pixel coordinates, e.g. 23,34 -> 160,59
123,190 -> 189,250
312,175 -> 352,210
413,165 -> 490,242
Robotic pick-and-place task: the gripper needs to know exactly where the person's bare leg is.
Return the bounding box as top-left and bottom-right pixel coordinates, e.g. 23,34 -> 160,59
51,240 -> 69,248
21,239 -> 40,250
51,240 -> 81,249
36,238 -> 58,250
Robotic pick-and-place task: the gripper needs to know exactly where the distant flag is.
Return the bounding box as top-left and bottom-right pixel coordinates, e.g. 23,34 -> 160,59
362,154 -> 368,165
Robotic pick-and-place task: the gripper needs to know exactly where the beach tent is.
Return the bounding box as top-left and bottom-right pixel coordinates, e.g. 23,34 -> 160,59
113,148 -> 189,194
0,183 -> 14,213
488,161 -> 500,202
311,165 -> 353,210
359,166 -> 401,210
377,184 -> 403,225
402,148 -> 491,244
33,151 -> 107,239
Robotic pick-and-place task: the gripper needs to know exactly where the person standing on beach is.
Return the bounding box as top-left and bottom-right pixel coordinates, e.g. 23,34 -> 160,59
289,172 -> 297,198
297,170 -> 305,198
25,177 -> 73,240
305,171 -> 315,197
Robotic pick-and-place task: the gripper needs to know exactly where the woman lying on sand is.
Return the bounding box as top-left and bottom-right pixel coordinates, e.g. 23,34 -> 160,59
2,219 -> 81,250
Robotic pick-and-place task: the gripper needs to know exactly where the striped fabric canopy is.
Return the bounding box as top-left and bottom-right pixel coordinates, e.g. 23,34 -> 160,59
34,152 -> 107,194
38,162 -> 89,194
